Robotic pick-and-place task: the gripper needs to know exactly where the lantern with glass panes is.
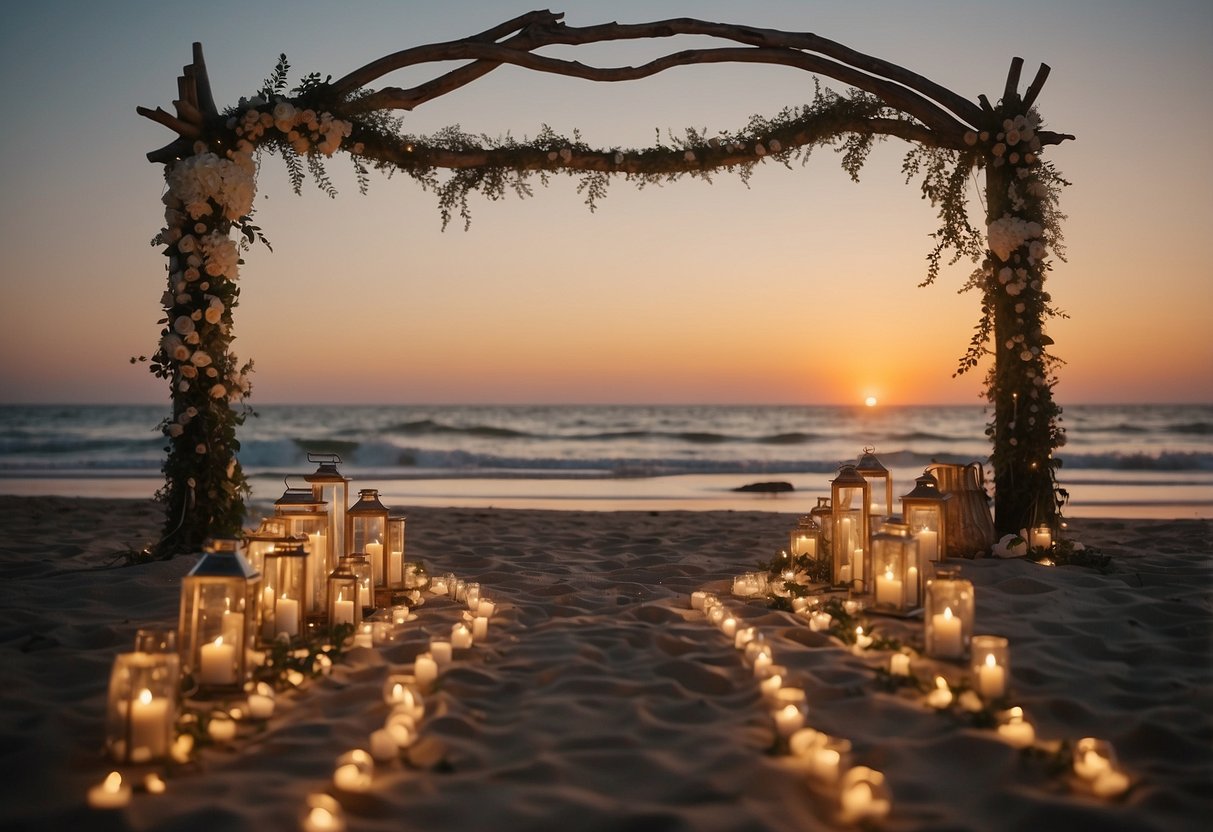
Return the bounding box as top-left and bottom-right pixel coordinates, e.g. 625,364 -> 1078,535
855,447 -> 893,522
341,553 -> 374,616
387,513 -> 407,593
327,558 -> 361,630
789,515 -> 822,561
260,539 -> 308,644
900,470 -> 951,564
924,566 -> 975,660
241,516 -> 292,577
304,452 -> 349,560
870,517 -> 921,612
105,647 -> 178,764
809,496 -> 833,557
178,538 -> 261,694
830,465 -> 871,590
273,484 -> 330,621
347,488 -> 394,606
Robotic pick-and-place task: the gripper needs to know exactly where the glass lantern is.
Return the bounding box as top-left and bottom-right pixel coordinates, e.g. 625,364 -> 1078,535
830,465 -> 871,590
789,515 -> 822,561
304,452 -> 349,561
971,634 -> 1010,700
870,517 -> 921,612
387,513 -> 407,595
178,538 -> 261,694
105,650 -> 179,763
341,553 -> 374,616
900,469 -> 951,564
241,516 -> 292,577
809,496 -> 833,557
273,483 -> 331,620
855,447 -> 893,522
327,559 -> 362,630
347,488 -> 391,604
924,566 -> 975,660
260,539 -> 308,643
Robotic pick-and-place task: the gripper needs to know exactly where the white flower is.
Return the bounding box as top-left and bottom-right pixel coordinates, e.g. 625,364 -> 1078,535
209,383 -> 227,399
559,147 -> 572,162
161,334 -> 189,361
190,351 -> 213,368
768,139 -> 782,153
205,303 -> 223,325
180,365 -> 197,378
684,150 -> 696,162
200,231 -> 240,278
195,443 -> 207,454
172,316 -> 195,336
963,131 -> 978,146
178,381 -> 190,392
167,423 -> 184,437
754,143 -> 766,156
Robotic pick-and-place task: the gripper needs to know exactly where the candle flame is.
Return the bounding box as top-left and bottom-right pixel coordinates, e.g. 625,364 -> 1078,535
943,606 -> 954,621
103,771 -> 123,793
213,635 -> 224,647
1008,706 -> 1024,723
308,807 -> 335,828
985,653 -> 997,668
935,675 -> 948,690
392,683 -> 403,700
884,568 -> 894,580
138,688 -> 153,705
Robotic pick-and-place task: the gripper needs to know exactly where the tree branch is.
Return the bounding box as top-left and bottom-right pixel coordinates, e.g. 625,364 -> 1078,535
1021,62 -> 1050,109
136,106 -> 201,139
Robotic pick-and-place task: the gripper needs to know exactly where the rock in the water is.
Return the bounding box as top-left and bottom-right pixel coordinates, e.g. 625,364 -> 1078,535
732,481 -> 795,494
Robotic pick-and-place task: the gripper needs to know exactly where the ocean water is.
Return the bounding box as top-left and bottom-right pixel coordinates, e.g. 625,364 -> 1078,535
0,403 -> 1210,517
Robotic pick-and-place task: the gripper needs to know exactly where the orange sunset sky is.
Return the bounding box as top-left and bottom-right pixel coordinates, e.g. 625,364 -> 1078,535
1,0 -> 1211,406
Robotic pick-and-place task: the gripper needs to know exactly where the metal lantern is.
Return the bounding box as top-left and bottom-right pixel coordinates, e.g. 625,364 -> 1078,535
241,516 -> 293,577
809,496 -> 833,556
305,452 -> 349,560
924,566 -> 975,660
341,554 -> 374,616
274,484 -> 331,619
870,517 -> 921,612
105,650 -> 178,763
260,539 -> 308,643
178,538 -> 261,693
327,559 -> 362,630
830,465 -> 871,590
900,470 -> 951,564
347,488 -> 392,604
789,515 -> 822,560
855,447 -> 893,521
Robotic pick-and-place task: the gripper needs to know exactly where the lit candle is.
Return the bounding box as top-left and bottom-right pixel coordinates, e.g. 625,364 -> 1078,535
144,773 -> 167,795
429,577 -> 448,596
734,626 -> 757,650
720,616 -> 737,638
477,599 -> 496,618
368,728 -> 397,762
889,652 -> 911,677
839,778 -> 892,823
247,684 -> 275,719
907,565 -> 920,605
414,653 -> 439,689
875,568 -> 902,606
87,771 -> 131,809
854,626 -> 873,650
1073,740 -> 1113,781
931,606 -> 963,659
809,611 -> 832,632
333,762 -> 371,792
1030,525 -> 1053,549
198,636 -> 236,685
308,532 -> 325,567
275,595 -> 300,638
690,591 -> 708,610
752,652 -> 774,677
774,703 -> 805,738
385,711 -> 418,748
301,795 -> 345,832
429,639 -> 453,667
127,687 -> 170,762
926,675 -> 954,709
1091,768 -> 1130,798
353,623 -> 373,648
996,707 -> 1036,748
389,549 -> 403,586
916,528 -> 938,562
759,672 -> 783,699
472,616 -> 489,641
977,652 -> 1007,699
207,716 -> 237,743
451,622 -> 473,649
365,541 -> 383,582
332,593 -> 354,626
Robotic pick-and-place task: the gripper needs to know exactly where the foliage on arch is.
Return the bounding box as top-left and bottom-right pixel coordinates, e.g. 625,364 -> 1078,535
139,23 -> 1071,552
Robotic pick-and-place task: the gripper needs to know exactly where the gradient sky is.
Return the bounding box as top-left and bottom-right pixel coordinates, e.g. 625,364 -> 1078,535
1,0 -> 1210,406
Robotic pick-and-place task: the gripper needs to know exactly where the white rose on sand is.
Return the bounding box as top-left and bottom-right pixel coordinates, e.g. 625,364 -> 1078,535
992,533 -> 1027,558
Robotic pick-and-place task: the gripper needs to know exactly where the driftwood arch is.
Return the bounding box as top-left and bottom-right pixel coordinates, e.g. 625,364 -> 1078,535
139,11 -> 1074,552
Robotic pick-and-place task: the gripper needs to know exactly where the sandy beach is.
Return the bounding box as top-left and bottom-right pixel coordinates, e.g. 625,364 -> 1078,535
0,496 -> 1209,831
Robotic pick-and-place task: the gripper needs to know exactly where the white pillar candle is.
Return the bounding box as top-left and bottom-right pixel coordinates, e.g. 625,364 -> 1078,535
875,568 -> 902,606
451,622 -> 473,649
977,652 -> 1007,699
853,626 -> 873,650
996,708 -> 1036,748
926,676 -> 954,709
414,653 -> 439,689
839,781 -> 876,822
916,529 -> 938,562
333,594 -> 354,626
275,596 -> 300,638
690,590 -> 708,610
365,541 -> 383,583
88,771 -> 131,809
734,627 -> 757,650
127,688 -> 170,762
198,636 -> 236,685
773,703 -> 805,738
207,717 -> 237,743
247,692 -> 274,720
429,639 -> 452,667
472,616 -> 489,641
1030,526 -> 1053,549
720,616 -> 737,638
931,606 -> 963,658
809,611 -> 832,632
477,599 -> 496,618
389,550 -> 403,586
889,652 -> 911,677
368,728 -> 398,762
907,565 -> 920,605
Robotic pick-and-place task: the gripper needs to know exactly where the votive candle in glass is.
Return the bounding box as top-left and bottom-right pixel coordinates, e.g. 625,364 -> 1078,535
970,635 -> 1009,699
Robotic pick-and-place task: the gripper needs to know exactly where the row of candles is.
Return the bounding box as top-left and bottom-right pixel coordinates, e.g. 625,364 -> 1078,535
93,565 -> 501,817
690,590 -> 892,824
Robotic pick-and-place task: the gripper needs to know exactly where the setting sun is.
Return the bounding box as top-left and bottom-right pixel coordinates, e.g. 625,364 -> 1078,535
865,396 -> 878,407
